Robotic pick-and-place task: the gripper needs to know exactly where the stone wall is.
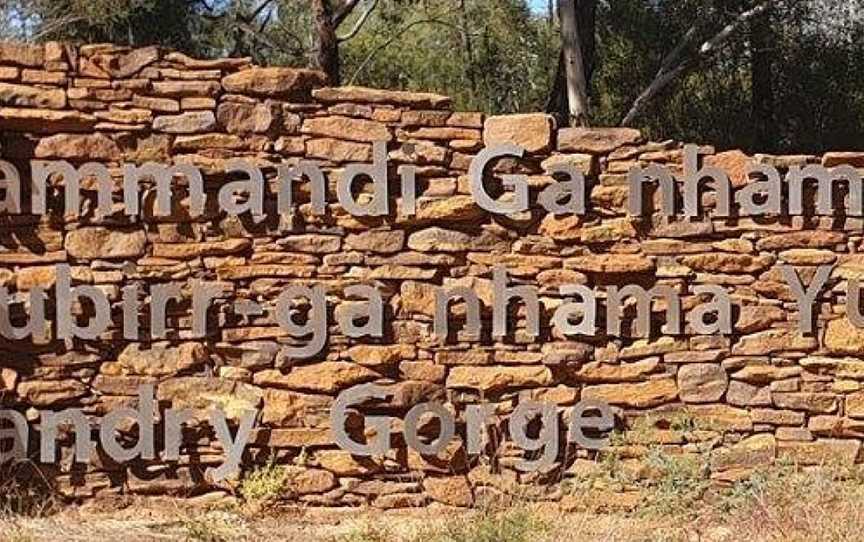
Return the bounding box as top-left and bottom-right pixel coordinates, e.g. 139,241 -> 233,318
2,40 -> 864,508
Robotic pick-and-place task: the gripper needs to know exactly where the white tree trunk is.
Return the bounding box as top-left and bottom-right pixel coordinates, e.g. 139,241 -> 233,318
558,0 -> 590,126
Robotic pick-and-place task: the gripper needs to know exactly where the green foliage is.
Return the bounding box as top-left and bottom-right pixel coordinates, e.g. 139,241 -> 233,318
592,0 -> 864,153
180,518 -> 231,542
7,0 -> 213,53
340,0 -> 559,113
239,460 -> 287,504
639,447 -> 710,518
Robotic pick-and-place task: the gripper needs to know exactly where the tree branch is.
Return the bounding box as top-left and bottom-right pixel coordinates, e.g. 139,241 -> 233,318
29,14 -> 88,41
232,19 -> 306,58
620,1 -> 770,126
337,0 -> 378,42
333,0 -> 361,27
249,0 -> 276,23
347,17 -> 468,85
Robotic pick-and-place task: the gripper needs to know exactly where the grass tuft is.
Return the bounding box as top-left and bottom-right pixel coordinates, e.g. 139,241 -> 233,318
239,459 -> 287,505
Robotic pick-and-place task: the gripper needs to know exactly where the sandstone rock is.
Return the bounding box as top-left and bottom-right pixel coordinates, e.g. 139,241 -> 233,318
346,344 -> 414,367
835,254 -> 864,280
0,42 -> 45,67
0,82 -> 66,109
557,127 -> 642,154
390,141 -> 450,165
65,228 -> 147,260
414,196 -> 483,222
400,361 -> 447,382
367,265 -> 436,280
447,366 -> 552,392
401,110 -> 450,126
252,428 -> 334,448
726,380 -> 771,407
772,392 -> 838,413
687,404 -> 753,431
677,364 -> 728,403
823,151 -> 864,167
400,126 -> 479,141
313,86 -> 451,109
164,51 -> 251,70
94,108 -> 152,125
306,138 -> 372,162
710,433 -> 775,472
302,116 -> 391,143
730,364 -> 801,384
436,350 -> 492,366
104,343 -> 208,377
541,153 -> 596,175
777,439 -> 861,466
0,368 -> 17,392
575,358 -> 661,383
538,215 -> 582,242
565,254 -> 654,274
15,265 -> 59,290
217,101 -> 279,134
399,281 -> 438,317
0,66 -> 18,80
799,356 -> 864,379
217,264 -> 316,280
0,108 -> 96,132
681,253 -> 774,273
22,70 -> 66,86
34,133 -> 120,160
578,219 -> 638,244
222,67 -> 326,99
704,150 -> 752,188
100,46 -> 160,78
284,467 -> 336,495
753,154 -> 813,168
756,230 -> 845,250
807,416 -> 864,438
132,95 -> 180,113
280,234 -> 341,253
847,392 -> 864,419
751,408 -> 805,426
581,378 -> 678,408
153,111 -> 217,133
254,363 -> 379,393
152,80 -> 222,97
734,305 -> 785,333
17,379 -> 88,406
152,239 -> 251,259
618,337 -> 688,359
157,377 -> 262,421
260,389 -> 332,427
483,113 -> 554,154
731,328 -> 817,356
423,476 -> 473,507
824,318 -> 864,355
315,450 -> 381,476
345,230 -> 405,253
407,227 -> 472,252
778,249 -> 836,265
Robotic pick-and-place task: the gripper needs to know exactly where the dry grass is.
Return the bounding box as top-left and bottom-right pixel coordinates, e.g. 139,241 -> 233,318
4,456 -> 864,541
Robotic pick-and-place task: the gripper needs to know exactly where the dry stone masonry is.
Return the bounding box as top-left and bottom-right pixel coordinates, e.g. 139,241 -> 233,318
2,40 -> 864,508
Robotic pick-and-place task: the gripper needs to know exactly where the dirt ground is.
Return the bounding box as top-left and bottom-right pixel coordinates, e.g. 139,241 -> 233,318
5,460 -> 864,541
0,497 -> 733,542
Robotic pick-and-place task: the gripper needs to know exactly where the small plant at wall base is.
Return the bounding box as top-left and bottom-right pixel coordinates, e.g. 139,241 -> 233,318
239,459 -> 288,506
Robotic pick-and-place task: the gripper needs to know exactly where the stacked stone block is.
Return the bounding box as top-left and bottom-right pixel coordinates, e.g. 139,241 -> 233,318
1,40 -> 864,507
